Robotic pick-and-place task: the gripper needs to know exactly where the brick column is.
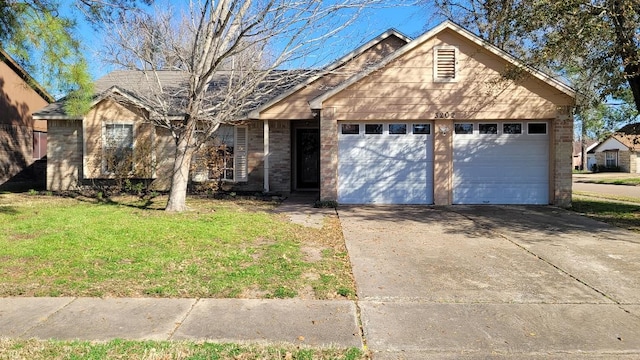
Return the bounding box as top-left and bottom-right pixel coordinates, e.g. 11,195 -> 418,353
553,106 -> 573,207
319,107 -> 338,201
433,119 -> 453,205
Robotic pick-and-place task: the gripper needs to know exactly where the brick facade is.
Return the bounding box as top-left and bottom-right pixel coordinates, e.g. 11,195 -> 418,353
47,120 -> 83,190
319,107 -> 338,201
553,107 -> 573,208
0,124 -> 32,183
618,151 -> 631,172
268,120 -> 291,193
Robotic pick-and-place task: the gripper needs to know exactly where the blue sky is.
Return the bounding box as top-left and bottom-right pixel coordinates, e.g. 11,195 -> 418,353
73,2 -> 440,81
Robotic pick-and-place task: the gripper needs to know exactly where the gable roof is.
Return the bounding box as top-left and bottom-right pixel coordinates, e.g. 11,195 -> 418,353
573,139 -> 598,156
309,20 -> 576,109
34,69 -> 313,120
0,48 -> 54,103
249,28 -> 411,118
591,123 -> 640,152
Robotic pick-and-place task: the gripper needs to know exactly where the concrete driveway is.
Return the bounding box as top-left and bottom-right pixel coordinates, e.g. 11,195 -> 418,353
339,205 -> 640,359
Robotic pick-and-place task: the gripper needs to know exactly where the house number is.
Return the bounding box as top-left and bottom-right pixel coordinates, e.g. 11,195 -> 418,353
435,111 -> 455,119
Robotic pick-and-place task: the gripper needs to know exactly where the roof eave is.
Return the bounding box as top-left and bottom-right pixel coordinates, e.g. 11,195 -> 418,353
0,48 -> 55,103
310,20 -> 577,110
253,28 -> 412,117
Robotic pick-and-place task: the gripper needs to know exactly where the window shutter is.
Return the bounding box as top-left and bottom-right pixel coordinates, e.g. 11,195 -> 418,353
234,126 -> 248,182
434,46 -> 458,81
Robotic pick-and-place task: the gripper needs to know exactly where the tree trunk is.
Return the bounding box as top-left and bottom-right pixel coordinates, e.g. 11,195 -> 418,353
626,69 -> 640,113
165,135 -> 196,212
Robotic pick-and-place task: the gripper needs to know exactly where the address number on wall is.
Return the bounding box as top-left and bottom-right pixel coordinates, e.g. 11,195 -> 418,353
435,112 -> 455,119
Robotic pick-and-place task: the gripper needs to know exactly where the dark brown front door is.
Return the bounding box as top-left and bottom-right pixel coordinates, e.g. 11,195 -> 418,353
296,128 -> 320,189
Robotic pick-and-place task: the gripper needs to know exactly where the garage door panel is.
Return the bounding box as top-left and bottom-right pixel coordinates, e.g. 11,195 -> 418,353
338,123 -> 433,205
453,123 -> 549,205
454,183 -> 549,205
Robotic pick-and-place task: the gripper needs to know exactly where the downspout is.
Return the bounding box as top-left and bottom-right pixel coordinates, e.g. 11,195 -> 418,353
264,119 -> 270,193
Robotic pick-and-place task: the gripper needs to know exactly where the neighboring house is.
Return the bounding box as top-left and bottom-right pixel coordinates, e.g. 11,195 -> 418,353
572,139 -> 598,170
589,123 -> 640,173
33,21 -> 576,206
0,48 -> 53,183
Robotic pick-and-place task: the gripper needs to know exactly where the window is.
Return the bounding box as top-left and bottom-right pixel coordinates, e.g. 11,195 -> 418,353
605,151 -> 618,167
412,124 -> 431,134
341,124 -> 359,135
434,46 -> 458,82
103,123 -> 134,173
503,123 -> 522,134
365,124 -> 383,134
479,123 -> 498,134
454,123 -> 473,134
528,123 -> 547,134
215,125 -> 236,181
389,124 -> 407,134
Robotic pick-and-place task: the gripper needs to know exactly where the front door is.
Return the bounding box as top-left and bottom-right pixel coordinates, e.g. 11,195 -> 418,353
296,128 -> 320,189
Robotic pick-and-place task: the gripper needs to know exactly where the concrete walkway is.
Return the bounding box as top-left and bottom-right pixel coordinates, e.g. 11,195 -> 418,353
0,297 -> 361,347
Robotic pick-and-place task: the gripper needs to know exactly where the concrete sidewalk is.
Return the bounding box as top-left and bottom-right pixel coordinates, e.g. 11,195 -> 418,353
0,297 -> 361,347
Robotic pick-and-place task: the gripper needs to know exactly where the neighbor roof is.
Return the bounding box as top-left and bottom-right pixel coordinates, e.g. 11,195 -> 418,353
309,20 -> 576,109
611,123 -> 640,151
0,48 -> 54,103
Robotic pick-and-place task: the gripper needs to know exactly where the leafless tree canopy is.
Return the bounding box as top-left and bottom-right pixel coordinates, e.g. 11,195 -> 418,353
101,0 -> 401,211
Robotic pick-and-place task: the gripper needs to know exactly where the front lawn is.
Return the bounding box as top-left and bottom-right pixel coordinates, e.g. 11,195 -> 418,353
571,198 -> 640,233
592,177 -> 640,186
0,339 -> 366,360
0,193 -> 354,299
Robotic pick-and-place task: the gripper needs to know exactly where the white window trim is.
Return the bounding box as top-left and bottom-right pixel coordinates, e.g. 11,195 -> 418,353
454,122 -> 474,135
502,122 -> 523,135
341,123 -> 361,135
605,151 -> 618,167
433,45 -> 459,83
101,121 -> 135,175
388,123 -> 408,135
212,125 -> 248,183
411,123 -> 432,135
478,123 -> 499,135
527,122 -> 548,135
364,123 -> 384,135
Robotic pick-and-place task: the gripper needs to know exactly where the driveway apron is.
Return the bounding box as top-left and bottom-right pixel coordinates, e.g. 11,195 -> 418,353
339,205 -> 640,359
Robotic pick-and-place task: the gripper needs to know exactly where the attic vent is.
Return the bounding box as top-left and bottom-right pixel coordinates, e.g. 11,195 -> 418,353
434,46 -> 458,82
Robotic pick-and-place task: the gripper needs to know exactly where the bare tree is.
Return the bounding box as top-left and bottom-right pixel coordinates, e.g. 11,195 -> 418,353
102,0 -> 397,211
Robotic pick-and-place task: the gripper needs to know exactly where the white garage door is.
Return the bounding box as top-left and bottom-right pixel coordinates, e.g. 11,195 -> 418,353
453,122 -> 549,204
338,122 -> 434,204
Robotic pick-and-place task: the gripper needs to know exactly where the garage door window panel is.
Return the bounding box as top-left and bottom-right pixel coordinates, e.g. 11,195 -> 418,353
412,124 -> 431,134
365,124 -> 383,134
342,124 -> 360,135
479,123 -> 498,134
389,124 -> 407,134
503,123 -> 522,134
528,123 -> 547,134
455,123 -> 474,134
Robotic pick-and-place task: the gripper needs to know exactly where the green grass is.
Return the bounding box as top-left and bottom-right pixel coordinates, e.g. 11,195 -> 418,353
0,194 -> 355,299
571,198 -> 640,233
0,338 -> 367,360
573,190 -> 640,204
592,177 -> 640,186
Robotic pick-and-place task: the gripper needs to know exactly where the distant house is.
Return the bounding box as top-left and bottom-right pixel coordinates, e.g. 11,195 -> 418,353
0,49 -> 53,184
572,139 -> 598,170
589,123 -> 640,173
33,21 -> 576,205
